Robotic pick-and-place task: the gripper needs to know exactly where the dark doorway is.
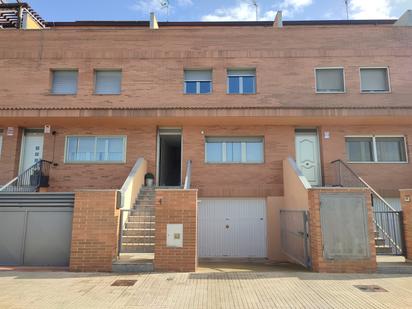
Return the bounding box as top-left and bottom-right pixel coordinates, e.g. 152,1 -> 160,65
158,131 -> 182,187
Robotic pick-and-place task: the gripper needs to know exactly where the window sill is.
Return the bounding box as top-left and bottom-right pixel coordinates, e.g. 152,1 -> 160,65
93,93 -> 122,96
226,93 -> 257,95
360,91 -> 391,94
347,161 -> 408,164
204,162 -> 265,165
48,93 -> 77,96
316,91 -> 346,94
64,161 -> 126,165
183,93 -> 212,95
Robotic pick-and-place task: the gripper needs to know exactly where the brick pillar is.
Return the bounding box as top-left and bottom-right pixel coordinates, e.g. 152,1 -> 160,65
308,188 -> 377,273
400,190 -> 412,261
70,190 -> 120,272
0,127 -> 22,184
154,189 -> 198,272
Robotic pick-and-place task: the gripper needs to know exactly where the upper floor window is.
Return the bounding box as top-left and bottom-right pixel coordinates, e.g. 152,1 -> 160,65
205,137 -> 264,164
346,136 -> 406,163
315,68 -> 345,93
51,70 -> 78,95
227,69 -> 256,94
65,136 -> 126,163
184,70 -> 212,94
360,68 -> 390,93
94,70 -> 122,95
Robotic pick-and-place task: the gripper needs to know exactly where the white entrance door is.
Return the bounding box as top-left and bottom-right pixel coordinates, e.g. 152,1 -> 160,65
295,130 -> 321,186
20,130 -> 44,172
198,198 -> 267,258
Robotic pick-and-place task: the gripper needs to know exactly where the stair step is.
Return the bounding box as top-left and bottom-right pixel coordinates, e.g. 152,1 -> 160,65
375,238 -> 386,246
126,222 -> 155,229
127,215 -> 155,222
121,243 -> 154,253
123,228 -> 155,236
112,262 -> 153,273
122,236 -> 155,244
376,245 -> 393,254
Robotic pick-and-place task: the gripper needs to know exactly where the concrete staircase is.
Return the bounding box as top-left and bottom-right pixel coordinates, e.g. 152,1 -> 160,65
374,230 -> 393,255
120,187 -> 156,254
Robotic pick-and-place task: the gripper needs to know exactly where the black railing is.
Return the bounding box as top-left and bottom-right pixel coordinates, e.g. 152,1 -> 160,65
0,160 -> 52,192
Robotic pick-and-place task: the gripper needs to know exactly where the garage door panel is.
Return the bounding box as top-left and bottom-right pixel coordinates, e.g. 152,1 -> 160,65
0,212 -> 26,266
199,198 -> 267,258
24,210 -> 73,266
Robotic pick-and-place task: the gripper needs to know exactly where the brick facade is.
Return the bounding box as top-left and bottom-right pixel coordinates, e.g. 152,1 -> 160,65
400,190 -> 412,261
69,190 -> 119,272
154,189 -> 198,272
308,188 -> 377,273
0,127 -> 22,184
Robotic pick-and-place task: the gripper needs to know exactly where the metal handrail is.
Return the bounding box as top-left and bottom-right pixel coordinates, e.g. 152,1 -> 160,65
183,160 -> 192,190
331,159 -> 396,211
0,160 -> 52,192
331,159 -> 402,254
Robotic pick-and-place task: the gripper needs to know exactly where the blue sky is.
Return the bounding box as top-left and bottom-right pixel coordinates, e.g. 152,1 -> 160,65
27,0 -> 411,22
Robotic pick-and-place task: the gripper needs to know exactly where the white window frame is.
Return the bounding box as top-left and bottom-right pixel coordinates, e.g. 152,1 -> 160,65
94,69 -> 122,95
64,135 -> 127,164
314,67 -> 346,93
184,69 -> 212,95
359,67 -> 391,94
205,137 -> 264,164
50,69 -> 79,95
345,135 -> 407,163
227,69 -> 256,94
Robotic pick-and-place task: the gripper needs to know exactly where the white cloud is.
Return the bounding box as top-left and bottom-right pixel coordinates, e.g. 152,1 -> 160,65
280,0 -> 313,17
202,2 -> 257,21
349,0 -> 396,19
131,0 -> 192,16
201,0 -> 314,21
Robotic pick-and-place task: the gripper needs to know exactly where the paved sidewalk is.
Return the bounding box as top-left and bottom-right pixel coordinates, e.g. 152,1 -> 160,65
0,269 -> 412,309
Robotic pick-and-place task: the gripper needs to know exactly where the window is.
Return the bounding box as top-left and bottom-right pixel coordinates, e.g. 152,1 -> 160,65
184,70 -> 212,94
205,137 -> 264,163
94,70 -> 122,94
51,70 -> 78,94
315,68 -> 345,93
227,69 -> 256,94
360,68 -> 390,93
65,136 -> 126,163
346,136 -> 406,163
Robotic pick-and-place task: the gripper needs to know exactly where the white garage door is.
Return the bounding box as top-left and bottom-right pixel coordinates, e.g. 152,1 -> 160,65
198,198 -> 267,258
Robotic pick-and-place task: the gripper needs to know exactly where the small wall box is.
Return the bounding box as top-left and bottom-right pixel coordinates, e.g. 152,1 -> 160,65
167,224 -> 183,248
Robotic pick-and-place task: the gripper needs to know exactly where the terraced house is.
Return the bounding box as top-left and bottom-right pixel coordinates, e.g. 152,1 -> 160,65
0,1 -> 412,273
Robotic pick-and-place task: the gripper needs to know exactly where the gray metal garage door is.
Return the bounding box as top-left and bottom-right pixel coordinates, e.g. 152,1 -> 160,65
0,193 -> 74,266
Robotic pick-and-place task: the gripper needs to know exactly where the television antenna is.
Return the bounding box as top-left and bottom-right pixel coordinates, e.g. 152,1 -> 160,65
250,0 -> 259,21
344,0 -> 349,20
160,0 -> 170,21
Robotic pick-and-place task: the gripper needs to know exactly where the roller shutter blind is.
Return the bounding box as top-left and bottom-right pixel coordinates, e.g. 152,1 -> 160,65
51,70 -> 78,94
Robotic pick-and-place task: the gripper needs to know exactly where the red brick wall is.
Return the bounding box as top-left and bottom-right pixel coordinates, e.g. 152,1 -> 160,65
41,124 -> 157,192
0,26 -> 411,110
154,189 -> 198,272
320,126 -> 412,196
400,190 -> 412,261
183,125 -> 294,197
69,190 -> 119,272
308,188 -> 377,273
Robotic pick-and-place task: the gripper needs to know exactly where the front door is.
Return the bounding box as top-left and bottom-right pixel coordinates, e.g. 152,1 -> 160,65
157,128 -> 182,187
20,129 -> 44,173
295,129 -> 322,186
